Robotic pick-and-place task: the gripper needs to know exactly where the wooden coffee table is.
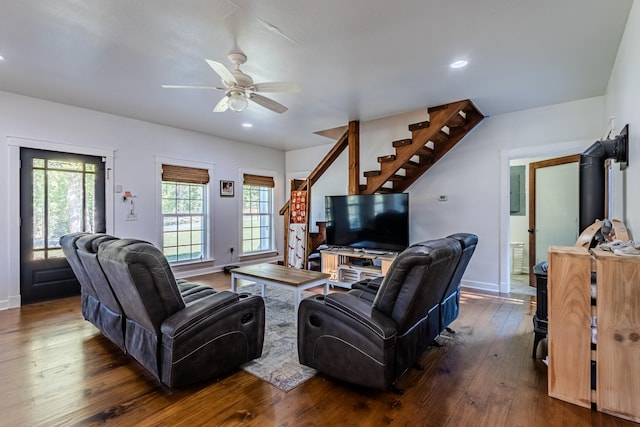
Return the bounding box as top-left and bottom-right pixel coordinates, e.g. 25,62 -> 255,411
230,263 -> 330,316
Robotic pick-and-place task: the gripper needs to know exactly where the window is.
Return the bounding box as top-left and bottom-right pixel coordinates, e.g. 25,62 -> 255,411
161,164 -> 209,263
242,173 -> 275,255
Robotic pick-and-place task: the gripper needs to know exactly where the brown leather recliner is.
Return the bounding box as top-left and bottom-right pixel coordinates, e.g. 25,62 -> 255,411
298,237 -> 462,391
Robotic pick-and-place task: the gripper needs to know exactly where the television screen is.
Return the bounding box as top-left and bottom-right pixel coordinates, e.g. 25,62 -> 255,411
325,193 -> 409,252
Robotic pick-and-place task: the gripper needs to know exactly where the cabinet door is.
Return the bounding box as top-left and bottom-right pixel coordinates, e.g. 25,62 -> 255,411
596,252 -> 640,422
547,246 -> 592,408
321,253 -> 338,281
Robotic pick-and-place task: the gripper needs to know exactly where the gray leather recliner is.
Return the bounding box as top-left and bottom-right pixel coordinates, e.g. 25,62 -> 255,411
297,237 -> 463,391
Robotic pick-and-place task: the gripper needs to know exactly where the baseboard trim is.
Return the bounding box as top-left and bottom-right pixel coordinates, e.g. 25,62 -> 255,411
461,279 -> 500,294
174,256 -> 282,280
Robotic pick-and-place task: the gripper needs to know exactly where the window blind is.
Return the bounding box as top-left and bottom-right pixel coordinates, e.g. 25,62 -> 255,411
162,164 -> 210,184
243,173 -> 275,188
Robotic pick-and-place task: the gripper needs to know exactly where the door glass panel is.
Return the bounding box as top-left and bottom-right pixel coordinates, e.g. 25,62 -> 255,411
31,157 -> 100,260
32,169 -> 45,250
85,173 -> 95,230
47,159 -> 83,171
47,249 -> 65,259
48,170 -> 84,246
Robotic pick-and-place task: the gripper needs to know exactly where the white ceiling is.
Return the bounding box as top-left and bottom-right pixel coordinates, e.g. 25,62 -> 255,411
0,1 -> 633,151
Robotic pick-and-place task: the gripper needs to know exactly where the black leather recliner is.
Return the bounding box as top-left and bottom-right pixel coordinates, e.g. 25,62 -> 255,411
349,232 -> 478,335
96,238 -> 266,388
62,233 -> 266,388
60,232 -> 127,349
439,233 -> 478,333
297,237 -> 463,391
75,233 -> 125,350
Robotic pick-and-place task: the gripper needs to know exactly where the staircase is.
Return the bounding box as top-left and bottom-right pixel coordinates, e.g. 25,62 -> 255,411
360,99 -> 483,194
281,99 -> 483,267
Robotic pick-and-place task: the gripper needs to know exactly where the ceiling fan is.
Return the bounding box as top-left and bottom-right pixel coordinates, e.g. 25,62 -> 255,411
162,51 -> 299,114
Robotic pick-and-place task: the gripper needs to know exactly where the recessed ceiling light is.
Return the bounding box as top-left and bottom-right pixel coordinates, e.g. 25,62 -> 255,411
242,123 -> 253,128
0,55 -> 5,61
450,59 -> 468,69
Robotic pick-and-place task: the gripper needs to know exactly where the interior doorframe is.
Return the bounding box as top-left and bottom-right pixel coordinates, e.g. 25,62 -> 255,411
499,139 -> 590,294
528,154 -> 580,285
7,136 -> 114,308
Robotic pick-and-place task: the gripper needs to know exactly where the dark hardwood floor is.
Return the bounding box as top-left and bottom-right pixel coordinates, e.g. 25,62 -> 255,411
0,272 -> 633,426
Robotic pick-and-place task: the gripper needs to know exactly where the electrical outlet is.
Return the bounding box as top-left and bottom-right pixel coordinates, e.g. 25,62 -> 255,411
126,213 -> 137,221
438,195 -> 448,202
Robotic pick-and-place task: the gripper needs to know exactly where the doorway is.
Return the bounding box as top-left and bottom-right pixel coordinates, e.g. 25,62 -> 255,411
508,154 -> 580,291
528,154 -> 580,285
19,148 -> 106,304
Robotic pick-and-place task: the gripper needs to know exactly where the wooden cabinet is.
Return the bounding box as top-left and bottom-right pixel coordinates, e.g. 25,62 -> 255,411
547,246 -> 593,408
548,246 -> 640,423
320,249 -> 396,289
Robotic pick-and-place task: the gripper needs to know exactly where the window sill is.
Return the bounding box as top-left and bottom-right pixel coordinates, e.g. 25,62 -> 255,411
171,259 -> 215,277
239,251 -> 278,262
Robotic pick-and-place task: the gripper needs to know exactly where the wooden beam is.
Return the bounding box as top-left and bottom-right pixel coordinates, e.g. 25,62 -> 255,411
308,129 -> 349,187
348,120 -> 360,195
280,130 -> 349,215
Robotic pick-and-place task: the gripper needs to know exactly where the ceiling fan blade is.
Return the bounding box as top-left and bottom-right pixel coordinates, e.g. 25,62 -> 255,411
252,82 -> 300,93
162,84 -> 225,90
249,93 -> 288,114
213,96 -> 229,113
206,59 -> 237,84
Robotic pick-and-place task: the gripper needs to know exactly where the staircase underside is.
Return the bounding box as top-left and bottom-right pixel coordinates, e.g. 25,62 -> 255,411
360,99 -> 484,194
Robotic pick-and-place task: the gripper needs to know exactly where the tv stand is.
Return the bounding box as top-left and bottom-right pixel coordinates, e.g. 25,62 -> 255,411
320,248 -> 397,289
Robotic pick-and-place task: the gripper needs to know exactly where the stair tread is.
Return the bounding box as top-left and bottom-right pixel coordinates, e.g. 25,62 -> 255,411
392,138 -> 413,147
362,99 -> 483,195
378,154 -> 396,163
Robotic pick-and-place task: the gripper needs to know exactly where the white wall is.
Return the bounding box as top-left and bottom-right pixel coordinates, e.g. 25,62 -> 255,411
605,0 -> 640,234
0,91 -> 286,309
287,97 -> 606,293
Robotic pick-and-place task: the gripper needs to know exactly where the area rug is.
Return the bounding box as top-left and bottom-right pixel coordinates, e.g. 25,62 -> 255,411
238,283 -> 317,392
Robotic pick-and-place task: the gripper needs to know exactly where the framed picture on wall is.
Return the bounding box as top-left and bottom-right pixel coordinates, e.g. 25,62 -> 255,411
220,180 -> 234,197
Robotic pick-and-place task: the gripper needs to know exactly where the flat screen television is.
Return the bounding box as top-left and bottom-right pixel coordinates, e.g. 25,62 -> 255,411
325,193 -> 409,252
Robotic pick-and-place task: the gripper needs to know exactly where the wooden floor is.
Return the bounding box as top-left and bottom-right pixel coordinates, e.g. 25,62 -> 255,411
0,272 -> 634,427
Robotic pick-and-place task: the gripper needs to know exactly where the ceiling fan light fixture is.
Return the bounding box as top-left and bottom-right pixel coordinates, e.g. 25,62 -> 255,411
450,59 -> 468,69
228,90 -> 248,112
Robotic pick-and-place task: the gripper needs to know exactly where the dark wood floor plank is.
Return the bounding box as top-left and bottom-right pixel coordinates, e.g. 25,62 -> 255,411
1,272 -> 637,426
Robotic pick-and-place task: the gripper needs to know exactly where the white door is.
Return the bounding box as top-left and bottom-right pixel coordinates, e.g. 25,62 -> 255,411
529,155 -> 580,274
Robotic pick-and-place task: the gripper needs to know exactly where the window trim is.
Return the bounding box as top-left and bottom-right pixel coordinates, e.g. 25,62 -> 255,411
155,157 -> 215,264
239,169 -> 277,257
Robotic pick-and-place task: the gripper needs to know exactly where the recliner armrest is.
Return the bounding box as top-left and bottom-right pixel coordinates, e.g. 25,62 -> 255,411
161,291 -> 240,337
324,293 -> 397,340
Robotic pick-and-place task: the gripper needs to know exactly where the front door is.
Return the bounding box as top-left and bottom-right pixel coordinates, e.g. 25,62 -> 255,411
20,148 -> 106,304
